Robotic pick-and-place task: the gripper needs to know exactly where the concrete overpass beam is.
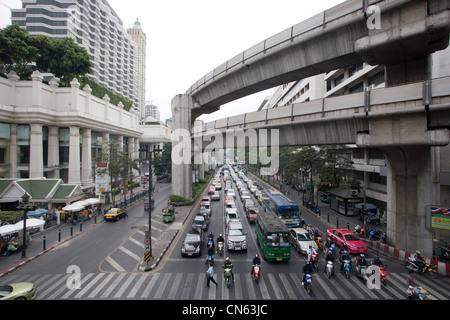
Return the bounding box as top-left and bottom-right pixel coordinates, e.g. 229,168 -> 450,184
356,0 -> 450,86
171,94 -> 194,199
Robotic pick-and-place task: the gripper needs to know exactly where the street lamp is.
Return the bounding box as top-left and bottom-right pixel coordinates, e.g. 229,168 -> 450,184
16,193 -> 37,259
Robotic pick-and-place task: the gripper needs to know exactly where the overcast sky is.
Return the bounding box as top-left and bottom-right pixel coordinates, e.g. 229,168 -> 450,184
0,0 -> 343,123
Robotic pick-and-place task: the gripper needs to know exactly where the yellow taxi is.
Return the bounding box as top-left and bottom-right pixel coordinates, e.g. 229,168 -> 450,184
215,182 -> 222,190
104,208 -> 125,221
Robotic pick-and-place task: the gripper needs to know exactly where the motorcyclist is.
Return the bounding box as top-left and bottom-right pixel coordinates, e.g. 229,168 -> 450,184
339,250 -> 351,272
339,242 -> 349,255
205,244 -> 215,264
302,261 -> 313,286
223,257 -> 234,281
413,250 -> 426,273
371,255 -> 384,267
217,234 -> 224,244
324,248 -> 335,272
356,254 -> 368,276
251,254 -> 261,276
207,232 -> 215,249
306,244 -> 317,263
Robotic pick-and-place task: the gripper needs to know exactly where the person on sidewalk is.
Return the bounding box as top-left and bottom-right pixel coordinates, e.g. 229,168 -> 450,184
206,263 -> 218,287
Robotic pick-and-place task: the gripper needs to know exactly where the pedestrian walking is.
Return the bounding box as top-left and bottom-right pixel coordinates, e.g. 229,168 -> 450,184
124,208 -> 128,219
206,263 -> 218,287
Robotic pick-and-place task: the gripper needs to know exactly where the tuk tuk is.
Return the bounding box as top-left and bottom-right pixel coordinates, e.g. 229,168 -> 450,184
145,199 -> 155,211
162,206 -> 175,223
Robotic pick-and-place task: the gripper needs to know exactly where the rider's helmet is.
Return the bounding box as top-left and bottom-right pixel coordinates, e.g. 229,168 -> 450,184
225,257 -> 230,263
255,254 -> 259,258
343,250 -> 347,254
360,254 -> 365,258
415,250 -> 421,255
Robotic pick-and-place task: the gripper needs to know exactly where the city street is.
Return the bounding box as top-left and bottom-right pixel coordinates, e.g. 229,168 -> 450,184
0,169 -> 449,302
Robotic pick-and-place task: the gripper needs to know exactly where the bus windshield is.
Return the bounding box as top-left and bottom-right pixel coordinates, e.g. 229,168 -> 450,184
265,232 -> 290,247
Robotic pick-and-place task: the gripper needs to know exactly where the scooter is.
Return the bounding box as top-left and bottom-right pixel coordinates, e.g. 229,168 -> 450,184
407,286 -> 438,300
205,254 -> 214,265
252,264 -> 261,282
305,254 -> 319,270
342,259 -> 351,278
217,241 -> 224,256
302,273 -> 312,294
355,264 -> 368,284
224,267 -> 233,288
404,257 -> 438,279
379,266 -> 387,286
326,261 -> 334,279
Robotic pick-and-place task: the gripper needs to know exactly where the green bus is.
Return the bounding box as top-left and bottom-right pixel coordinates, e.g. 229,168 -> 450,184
255,210 -> 291,262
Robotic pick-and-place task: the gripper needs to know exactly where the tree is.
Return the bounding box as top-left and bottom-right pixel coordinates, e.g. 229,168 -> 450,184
153,142 -> 172,179
0,24 -> 92,85
0,24 -> 49,79
38,37 -> 92,86
317,145 -> 353,186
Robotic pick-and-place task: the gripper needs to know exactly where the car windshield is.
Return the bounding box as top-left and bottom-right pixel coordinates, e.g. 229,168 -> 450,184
298,233 -> 313,241
227,213 -> 237,219
265,233 -> 290,247
185,234 -> 200,243
0,285 -> 13,295
226,203 -> 236,209
229,229 -> 244,236
344,234 -> 360,241
107,210 -> 117,214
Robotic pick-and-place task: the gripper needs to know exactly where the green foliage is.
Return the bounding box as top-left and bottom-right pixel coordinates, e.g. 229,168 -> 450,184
38,37 -> 92,86
0,211 -> 23,224
153,143 -> 172,178
79,77 -> 132,111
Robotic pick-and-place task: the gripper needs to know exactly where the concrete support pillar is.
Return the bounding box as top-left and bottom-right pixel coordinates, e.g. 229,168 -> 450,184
47,126 -> 60,179
68,126 -> 81,184
81,128 -> 92,186
29,123 -> 43,179
171,94 -> 193,199
357,114 -> 450,257
383,146 -> 434,256
9,124 -> 17,178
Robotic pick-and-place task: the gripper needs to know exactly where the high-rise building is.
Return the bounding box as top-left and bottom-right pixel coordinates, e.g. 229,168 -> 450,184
127,18 -> 147,117
145,104 -> 160,122
11,0 -> 140,110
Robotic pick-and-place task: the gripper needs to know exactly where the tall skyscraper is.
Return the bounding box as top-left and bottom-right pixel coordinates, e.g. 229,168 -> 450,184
127,18 -> 147,117
11,0 -> 141,110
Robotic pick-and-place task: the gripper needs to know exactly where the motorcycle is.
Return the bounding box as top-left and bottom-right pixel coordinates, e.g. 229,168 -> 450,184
217,241 -> 224,256
407,286 -> 438,300
379,266 -> 387,286
205,254 -> 214,265
252,264 -> 261,282
315,236 -> 323,251
379,232 -> 387,244
404,257 -> 438,279
306,253 -> 319,270
369,229 -> 383,241
342,260 -> 351,278
326,261 -> 334,279
224,267 -> 233,288
302,273 -> 312,294
355,264 -> 368,284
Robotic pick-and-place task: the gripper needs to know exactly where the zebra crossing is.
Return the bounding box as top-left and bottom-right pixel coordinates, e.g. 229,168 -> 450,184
4,269 -> 449,300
